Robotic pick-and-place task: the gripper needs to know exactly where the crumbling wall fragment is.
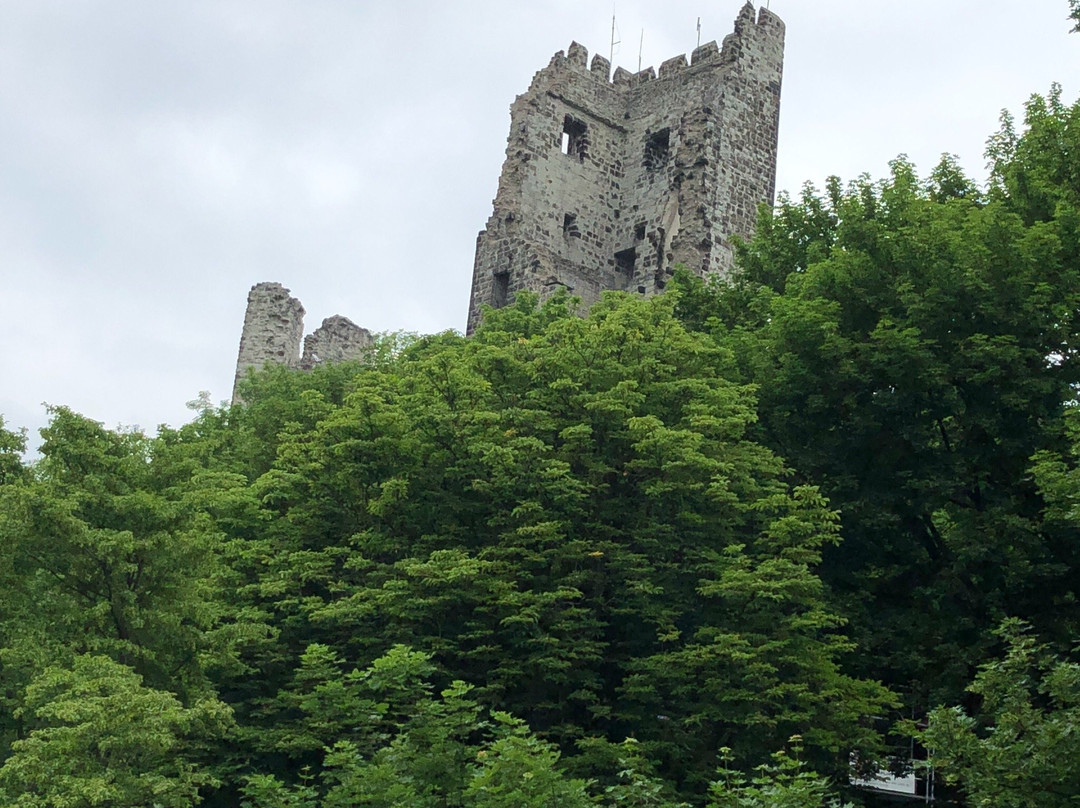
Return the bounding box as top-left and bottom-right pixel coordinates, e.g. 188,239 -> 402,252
300,315 -> 374,370
232,282 -> 305,403
232,284 -> 375,404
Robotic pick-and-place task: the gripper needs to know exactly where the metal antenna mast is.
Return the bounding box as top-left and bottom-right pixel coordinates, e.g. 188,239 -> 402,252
638,29 -> 644,72
609,4 -> 620,66
696,17 -> 701,47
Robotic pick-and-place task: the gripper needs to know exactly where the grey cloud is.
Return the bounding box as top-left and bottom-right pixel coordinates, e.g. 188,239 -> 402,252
1,0 -> 1078,448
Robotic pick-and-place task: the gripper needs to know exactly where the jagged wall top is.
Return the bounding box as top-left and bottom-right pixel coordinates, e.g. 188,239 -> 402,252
539,3 -> 783,89
232,282 -> 374,403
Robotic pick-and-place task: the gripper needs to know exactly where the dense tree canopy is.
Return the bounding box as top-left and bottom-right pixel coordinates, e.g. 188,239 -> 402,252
0,56 -> 1078,808
0,294 -> 893,806
674,90 -> 1080,709
0,419 -> 25,489
918,619 -> 1080,808
211,292 -> 893,801
0,655 -> 230,808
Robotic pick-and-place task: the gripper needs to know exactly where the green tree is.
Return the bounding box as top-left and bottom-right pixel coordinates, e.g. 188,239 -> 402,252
673,135 -> 1080,704
618,486 -> 892,786
0,654 -> 230,808
240,646 -> 592,808
597,738 -> 690,808
211,291 -> 892,796
987,83 -> 1080,226
0,407 -> 231,699
463,714 -> 594,808
707,744 -> 851,808
918,619 -> 1080,808
0,418 -> 25,488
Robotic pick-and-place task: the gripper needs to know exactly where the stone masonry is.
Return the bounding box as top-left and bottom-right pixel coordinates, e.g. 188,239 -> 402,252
299,314 -> 375,370
466,2 -> 784,334
232,282 -> 374,403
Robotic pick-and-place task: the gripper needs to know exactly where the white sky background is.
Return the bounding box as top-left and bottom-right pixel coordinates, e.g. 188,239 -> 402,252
2,0 -> 1078,448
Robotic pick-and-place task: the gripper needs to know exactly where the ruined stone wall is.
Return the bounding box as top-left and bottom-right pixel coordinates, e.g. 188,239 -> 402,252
467,1 -> 784,334
232,282 -> 374,403
232,282 -> 305,403
299,315 -> 374,370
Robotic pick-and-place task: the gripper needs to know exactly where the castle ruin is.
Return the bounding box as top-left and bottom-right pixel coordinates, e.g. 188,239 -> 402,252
233,2 -> 783,391
466,1 -> 784,334
232,282 -> 374,403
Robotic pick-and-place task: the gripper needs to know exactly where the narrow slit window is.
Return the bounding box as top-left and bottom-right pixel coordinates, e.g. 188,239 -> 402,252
561,116 -> 588,161
643,128 -> 670,170
563,213 -> 580,239
492,271 -> 509,308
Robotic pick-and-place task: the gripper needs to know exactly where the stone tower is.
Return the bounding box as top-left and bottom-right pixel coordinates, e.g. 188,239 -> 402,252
232,282 -> 374,403
466,1 -> 784,334
232,282 -> 305,402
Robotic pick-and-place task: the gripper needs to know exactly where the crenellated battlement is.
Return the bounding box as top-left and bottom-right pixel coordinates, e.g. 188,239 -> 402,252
691,41 -> 720,65
467,2 -> 785,334
658,54 -> 687,78
533,2 -> 783,94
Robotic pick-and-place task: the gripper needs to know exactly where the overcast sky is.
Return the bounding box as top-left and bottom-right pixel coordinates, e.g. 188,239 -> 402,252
2,0 -> 1078,448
